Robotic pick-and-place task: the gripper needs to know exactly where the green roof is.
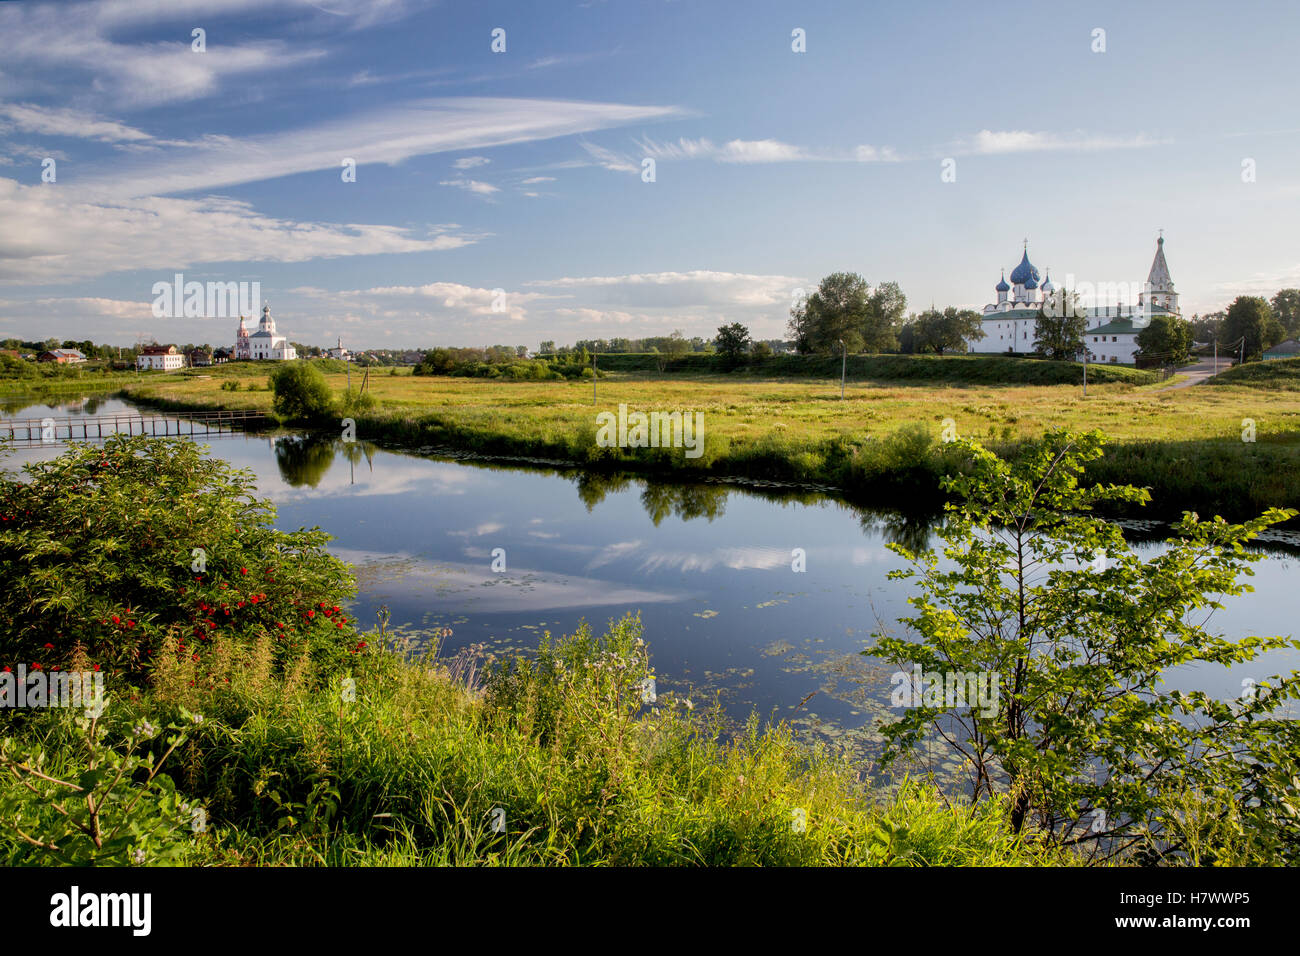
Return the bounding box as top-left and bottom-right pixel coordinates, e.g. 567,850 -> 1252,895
1088,318 -> 1141,336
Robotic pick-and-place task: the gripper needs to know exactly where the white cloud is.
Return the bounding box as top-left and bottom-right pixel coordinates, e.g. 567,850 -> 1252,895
75,98 -> 682,199
0,177 -> 474,284
635,136 -> 811,163
854,144 -> 900,162
0,103 -> 152,143
453,156 -> 491,169
716,139 -> 811,163
440,177 -> 499,196
581,140 -> 640,173
530,269 -> 803,309
520,175 -> 556,184
966,129 -> 1168,155
0,0 -> 426,108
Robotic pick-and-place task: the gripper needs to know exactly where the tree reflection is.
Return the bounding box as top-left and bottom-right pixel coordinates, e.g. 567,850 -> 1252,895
274,435 -> 378,488
640,480 -> 729,525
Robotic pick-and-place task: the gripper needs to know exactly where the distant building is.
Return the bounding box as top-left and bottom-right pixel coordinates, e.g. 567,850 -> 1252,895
965,235 -> 1179,364
38,348 -> 86,364
187,348 -> 213,367
236,304 -> 296,360
1264,339 -> 1300,360
212,347 -> 232,364
137,344 -> 184,371
328,337 -> 352,361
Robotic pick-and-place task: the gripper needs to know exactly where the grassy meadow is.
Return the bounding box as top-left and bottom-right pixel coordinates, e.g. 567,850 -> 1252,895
120,357 -> 1300,520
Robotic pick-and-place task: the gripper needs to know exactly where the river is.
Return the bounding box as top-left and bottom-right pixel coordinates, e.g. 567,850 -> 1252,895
4,395 -> 1298,773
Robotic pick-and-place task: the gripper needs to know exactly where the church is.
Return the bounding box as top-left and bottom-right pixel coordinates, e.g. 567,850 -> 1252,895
964,235 -> 1179,364
235,304 -> 297,361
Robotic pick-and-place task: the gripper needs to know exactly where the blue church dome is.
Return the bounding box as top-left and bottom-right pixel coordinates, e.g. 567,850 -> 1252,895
1009,248 -> 1040,286
995,271 -> 1010,292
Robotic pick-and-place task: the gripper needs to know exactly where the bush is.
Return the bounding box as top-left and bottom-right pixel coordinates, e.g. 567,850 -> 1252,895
0,436 -> 361,684
339,388 -> 376,415
270,362 -> 333,421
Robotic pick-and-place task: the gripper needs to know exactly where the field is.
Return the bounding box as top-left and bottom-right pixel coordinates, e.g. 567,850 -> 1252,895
118,357 -> 1300,522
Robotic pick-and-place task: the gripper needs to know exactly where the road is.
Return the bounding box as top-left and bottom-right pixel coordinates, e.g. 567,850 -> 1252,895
1152,357 -> 1234,391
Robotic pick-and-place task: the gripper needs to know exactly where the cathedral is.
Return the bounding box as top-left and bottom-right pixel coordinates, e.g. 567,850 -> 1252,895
964,235 -> 1179,364
235,304 -> 297,361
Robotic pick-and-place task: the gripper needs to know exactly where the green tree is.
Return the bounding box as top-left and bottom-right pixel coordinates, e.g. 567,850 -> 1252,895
789,272 -> 868,354
714,322 -> 752,365
914,307 -> 984,355
1222,296 -> 1281,360
270,361 -> 333,420
1189,312 -> 1224,345
1034,290 -> 1087,360
1269,289 -> 1300,338
1135,313 -> 1193,364
871,430 -> 1300,861
864,280 -> 907,353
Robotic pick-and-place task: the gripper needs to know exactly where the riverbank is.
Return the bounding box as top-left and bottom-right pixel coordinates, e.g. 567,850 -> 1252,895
0,434 -> 1067,866
115,365 -> 1300,522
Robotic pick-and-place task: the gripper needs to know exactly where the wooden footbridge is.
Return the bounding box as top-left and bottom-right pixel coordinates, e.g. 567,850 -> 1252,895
0,408 -> 269,443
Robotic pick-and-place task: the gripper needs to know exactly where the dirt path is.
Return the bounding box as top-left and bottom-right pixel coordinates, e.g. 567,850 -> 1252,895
1151,357 -> 1234,392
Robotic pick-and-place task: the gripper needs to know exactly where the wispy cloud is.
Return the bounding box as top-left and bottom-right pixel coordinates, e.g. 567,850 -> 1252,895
0,178 -> 473,284
634,136 -> 900,164
440,177 -> 499,196
452,155 -> 491,169
74,98 -> 682,198
962,129 -> 1170,155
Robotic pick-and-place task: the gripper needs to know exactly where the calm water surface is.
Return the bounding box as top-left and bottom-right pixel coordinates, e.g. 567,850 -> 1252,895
5,396 -> 1298,768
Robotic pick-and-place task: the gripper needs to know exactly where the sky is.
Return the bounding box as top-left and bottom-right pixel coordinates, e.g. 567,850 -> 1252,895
1,0 -> 1299,350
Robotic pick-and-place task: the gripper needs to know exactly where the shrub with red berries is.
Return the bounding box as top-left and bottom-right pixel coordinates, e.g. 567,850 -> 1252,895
0,435 -> 360,684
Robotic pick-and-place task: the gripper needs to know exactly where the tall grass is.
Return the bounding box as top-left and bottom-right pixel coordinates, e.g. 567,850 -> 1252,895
0,615 -> 1067,867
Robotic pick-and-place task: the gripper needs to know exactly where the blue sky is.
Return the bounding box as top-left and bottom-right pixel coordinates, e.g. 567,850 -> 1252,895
1,0 -> 1298,349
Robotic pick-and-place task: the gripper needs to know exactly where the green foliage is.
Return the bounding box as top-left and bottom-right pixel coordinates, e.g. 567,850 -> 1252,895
1034,291 -> 1088,360
339,388 -> 376,415
269,362 -> 333,420
714,322 -> 752,365
0,436 -> 360,683
1209,355 -> 1300,390
0,709 -> 197,865
1269,289 -> 1300,338
870,429 -> 1300,862
912,307 -> 985,355
1136,313 -> 1193,365
788,273 -> 906,354
143,613 -> 1057,866
1223,295 -> 1283,360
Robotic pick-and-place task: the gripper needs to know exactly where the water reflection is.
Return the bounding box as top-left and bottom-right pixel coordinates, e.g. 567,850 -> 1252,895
274,434 -> 378,488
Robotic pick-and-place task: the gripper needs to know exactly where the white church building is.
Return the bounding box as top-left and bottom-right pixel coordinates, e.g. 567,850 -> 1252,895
235,304 -> 297,361
964,235 -> 1180,364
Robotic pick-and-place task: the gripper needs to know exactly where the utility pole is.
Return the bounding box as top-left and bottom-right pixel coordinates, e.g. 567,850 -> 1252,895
1213,337 -> 1218,375
592,351 -> 597,406
840,339 -> 846,399
1239,337 -> 1245,366
1082,346 -> 1088,397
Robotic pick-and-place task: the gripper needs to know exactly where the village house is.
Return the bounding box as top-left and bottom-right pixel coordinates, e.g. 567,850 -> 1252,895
38,348 -> 86,364
136,344 -> 185,371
